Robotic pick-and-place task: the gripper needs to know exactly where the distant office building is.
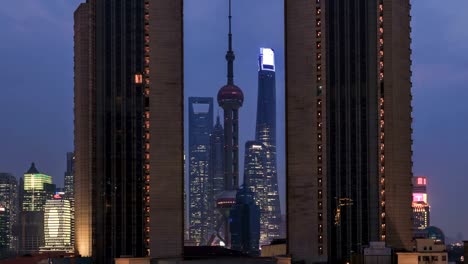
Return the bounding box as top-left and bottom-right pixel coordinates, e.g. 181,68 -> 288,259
20,163 -> 54,254
230,185 -> 260,256
208,116 -> 225,244
255,48 -> 281,245
63,152 -> 75,247
413,176 -> 430,230
0,173 -> 18,252
243,141 -> 268,245
188,97 -> 214,245
22,163 -> 54,212
41,196 -> 73,252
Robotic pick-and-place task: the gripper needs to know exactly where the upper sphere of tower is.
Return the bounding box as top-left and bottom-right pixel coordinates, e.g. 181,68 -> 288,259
217,84 -> 244,106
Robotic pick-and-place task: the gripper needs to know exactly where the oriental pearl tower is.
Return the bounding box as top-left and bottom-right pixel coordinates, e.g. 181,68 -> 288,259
218,0 -> 244,192
214,0 -> 244,247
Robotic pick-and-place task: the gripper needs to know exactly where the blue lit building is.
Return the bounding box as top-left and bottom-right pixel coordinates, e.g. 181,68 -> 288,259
188,97 -> 214,245
229,185 -> 260,256
254,48 -> 281,244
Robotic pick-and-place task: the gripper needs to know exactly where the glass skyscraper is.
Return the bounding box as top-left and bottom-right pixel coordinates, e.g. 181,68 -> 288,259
188,97 -> 213,245
254,48 -> 281,244
207,116 -> 224,244
243,141 -> 268,245
0,173 -> 18,254
63,152 -> 74,247
22,163 -> 54,212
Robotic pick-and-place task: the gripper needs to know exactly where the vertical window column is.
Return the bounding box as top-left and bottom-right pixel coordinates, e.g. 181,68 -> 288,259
143,0 -> 151,255
378,0 -> 386,242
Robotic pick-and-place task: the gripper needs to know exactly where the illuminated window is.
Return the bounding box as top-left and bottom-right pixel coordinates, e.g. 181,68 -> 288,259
318,190 -> 322,199
318,178 -> 322,187
316,8 -> 321,15
318,213 -> 323,221
318,167 -> 322,175
318,201 -> 323,210
134,74 -> 143,84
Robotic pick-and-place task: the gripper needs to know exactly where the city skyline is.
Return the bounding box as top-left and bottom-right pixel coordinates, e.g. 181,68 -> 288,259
0,0 -> 467,243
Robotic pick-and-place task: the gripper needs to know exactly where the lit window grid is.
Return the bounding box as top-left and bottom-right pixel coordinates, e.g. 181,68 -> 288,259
378,0 -> 386,242
44,199 -> 72,247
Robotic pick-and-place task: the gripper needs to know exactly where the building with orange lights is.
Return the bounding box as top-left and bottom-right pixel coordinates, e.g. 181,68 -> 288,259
412,176 -> 430,230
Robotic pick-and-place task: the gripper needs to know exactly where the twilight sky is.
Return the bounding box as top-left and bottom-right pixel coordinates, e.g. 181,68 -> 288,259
0,0 -> 466,240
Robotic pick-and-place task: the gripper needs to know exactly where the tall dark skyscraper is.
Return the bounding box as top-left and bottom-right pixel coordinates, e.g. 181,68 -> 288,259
208,116 -> 224,243
74,0 -> 148,262
286,0 -> 413,262
188,97 -> 214,245
254,47 -> 281,245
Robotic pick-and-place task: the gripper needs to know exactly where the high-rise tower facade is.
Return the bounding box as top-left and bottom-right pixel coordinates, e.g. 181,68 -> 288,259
74,0 -> 148,262
254,48 -> 281,245
286,0 -> 413,262
188,97 -> 213,245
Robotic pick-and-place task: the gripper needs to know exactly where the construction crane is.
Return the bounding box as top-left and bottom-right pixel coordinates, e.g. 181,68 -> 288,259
334,198 -> 353,226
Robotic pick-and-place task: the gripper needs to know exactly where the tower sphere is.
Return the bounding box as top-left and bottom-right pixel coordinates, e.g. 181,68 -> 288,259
217,84 -> 244,106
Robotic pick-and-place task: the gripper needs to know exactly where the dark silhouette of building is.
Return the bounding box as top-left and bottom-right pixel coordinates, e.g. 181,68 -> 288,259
253,48 -> 281,245
286,0 -> 413,262
208,116 -> 225,244
242,141 -> 267,245
230,185 -> 260,256
188,97 -> 214,245
74,0 -> 148,262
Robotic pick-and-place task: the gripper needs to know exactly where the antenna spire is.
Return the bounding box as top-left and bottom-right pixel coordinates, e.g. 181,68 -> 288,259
226,0 -> 235,85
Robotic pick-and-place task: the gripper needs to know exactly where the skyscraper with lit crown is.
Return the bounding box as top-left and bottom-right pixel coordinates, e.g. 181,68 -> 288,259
412,176 -> 430,230
254,47 -> 281,245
